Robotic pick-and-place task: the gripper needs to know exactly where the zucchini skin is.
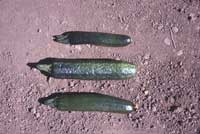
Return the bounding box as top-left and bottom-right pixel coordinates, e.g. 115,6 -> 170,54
31,58 -> 136,80
53,31 -> 132,47
39,92 -> 135,113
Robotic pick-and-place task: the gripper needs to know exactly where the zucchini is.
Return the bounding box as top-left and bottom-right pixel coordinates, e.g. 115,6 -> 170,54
28,58 -> 136,80
53,31 -> 132,47
38,92 -> 136,113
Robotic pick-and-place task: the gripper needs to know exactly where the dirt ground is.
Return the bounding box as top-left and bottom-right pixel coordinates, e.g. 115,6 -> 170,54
0,0 -> 200,134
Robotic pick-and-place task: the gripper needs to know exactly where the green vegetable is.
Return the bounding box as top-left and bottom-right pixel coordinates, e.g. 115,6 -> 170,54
53,31 -> 132,47
39,92 -> 136,113
28,58 -> 136,80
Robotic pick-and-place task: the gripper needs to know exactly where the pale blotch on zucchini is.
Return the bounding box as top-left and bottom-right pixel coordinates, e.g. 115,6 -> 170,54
125,105 -> 133,111
126,38 -> 132,44
42,98 -> 55,108
53,34 -> 70,44
36,64 -> 52,74
120,63 -> 136,78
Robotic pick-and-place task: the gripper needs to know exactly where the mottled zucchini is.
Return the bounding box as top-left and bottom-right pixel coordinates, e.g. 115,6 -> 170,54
39,92 -> 136,113
28,58 -> 136,80
53,31 -> 132,47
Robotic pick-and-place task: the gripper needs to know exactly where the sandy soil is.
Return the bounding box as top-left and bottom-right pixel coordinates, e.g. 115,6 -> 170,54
0,0 -> 200,134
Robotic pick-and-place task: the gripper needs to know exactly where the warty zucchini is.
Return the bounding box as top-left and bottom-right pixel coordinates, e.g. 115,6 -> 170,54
28,58 -> 136,80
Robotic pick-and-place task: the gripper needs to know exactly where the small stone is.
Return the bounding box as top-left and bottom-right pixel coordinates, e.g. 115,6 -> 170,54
169,97 -> 176,104
135,123 -> 139,128
33,68 -> 38,72
115,57 -> 121,60
168,105 -> 179,112
143,60 -> 148,65
144,53 -> 151,60
144,90 -> 149,96
152,106 -> 157,112
147,96 -> 152,100
150,125 -> 154,128
74,45 -> 82,51
128,113 -> 132,118
129,88 -> 134,91
172,26 -> 179,33
175,107 -> 184,113
36,113 -> 40,118
29,107 -> 36,114
191,72 -> 196,78
177,50 -> 183,56
37,29 -> 42,33
152,21 -> 158,27
162,124 -> 166,129
158,24 -> 164,30
170,88 -> 174,92
136,95 -> 140,100
86,44 -> 92,48
32,109 -> 36,114
135,103 -> 139,110
188,13 -> 196,21
68,81 -> 75,87
164,38 -> 171,46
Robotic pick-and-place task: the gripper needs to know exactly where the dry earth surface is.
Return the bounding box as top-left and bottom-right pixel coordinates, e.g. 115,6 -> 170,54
0,0 -> 200,134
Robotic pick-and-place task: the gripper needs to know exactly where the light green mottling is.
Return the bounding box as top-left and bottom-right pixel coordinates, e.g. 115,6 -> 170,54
36,64 -> 51,73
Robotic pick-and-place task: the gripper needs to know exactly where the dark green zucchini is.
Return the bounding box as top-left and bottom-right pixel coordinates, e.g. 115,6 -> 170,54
38,92 -> 136,113
28,58 -> 136,80
53,31 -> 132,47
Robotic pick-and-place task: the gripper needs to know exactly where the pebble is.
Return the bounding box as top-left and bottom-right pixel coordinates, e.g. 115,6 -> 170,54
172,26 -> 179,33
29,107 -> 36,114
74,45 -> 82,51
143,61 -> 148,65
144,53 -> 151,60
35,113 -> 40,118
136,95 -> 140,100
115,57 -> 121,60
177,50 -> 183,56
196,26 -> 200,31
147,96 -> 152,100
188,13 -> 197,21
164,38 -> 171,46
86,44 -> 92,48
175,107 -> 184,113
169,97 -> 176,104
37,29 -> 42,33
33,68 -> 38,72
168,105 -> 179,112
144,90 -> 149,96
68,81 -> 75,87
135,103 -> 139,110
152,106 -> 157,112
150,125 -> 154,128
158,24 -> 164,30
128,113 -> 132,118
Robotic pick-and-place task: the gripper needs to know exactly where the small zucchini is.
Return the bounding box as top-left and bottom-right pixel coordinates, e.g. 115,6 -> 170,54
39,92 -> 136,113
28,58 -> 136,80
53,31 -> 132,47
